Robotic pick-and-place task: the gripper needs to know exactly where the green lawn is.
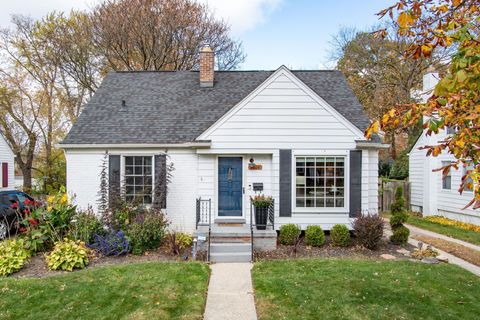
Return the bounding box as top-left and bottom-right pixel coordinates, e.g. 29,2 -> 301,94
406,215 -> 480,246
253,259 -> 480,320
0,262 -> 210,320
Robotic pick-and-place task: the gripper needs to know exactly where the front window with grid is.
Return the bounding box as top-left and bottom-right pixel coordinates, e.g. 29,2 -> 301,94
463,163 -> 474,192
295,156 -> 345,208
441,161 -> 452,190
125,156 -> 153,204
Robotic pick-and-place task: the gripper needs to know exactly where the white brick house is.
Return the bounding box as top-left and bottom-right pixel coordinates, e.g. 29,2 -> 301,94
61,46 -> 385,234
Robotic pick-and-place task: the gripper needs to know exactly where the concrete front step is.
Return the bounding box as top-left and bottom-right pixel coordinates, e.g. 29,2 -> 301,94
210,242 -> 251,253
210,251 -> 252,263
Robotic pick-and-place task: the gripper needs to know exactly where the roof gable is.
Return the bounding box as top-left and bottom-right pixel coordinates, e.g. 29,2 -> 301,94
197,66 -> 365,141
61,68 -> 371,145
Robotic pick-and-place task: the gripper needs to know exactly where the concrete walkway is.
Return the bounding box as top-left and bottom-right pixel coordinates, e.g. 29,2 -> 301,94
406,223 -> 480,252
204,263 -> 257,320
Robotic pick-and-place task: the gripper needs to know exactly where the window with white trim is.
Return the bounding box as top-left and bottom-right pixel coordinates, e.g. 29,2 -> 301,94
295,156 -> 345,208
441,161 -> 452,190
124,156 -> 153,204
463,163 -> 474,192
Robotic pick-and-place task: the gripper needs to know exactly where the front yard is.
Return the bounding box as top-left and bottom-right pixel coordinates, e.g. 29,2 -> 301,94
0,261 -> 210,320
253,259 -> 480,320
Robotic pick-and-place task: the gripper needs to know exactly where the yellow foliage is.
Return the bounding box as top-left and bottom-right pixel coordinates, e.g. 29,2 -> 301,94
398,11 -> 414,28
425,216 -> 480,233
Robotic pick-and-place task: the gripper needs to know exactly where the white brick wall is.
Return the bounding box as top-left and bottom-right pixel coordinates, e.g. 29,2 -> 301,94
66,151 -> 104,212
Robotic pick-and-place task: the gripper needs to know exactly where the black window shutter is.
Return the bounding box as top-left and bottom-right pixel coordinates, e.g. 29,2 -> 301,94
279,149 -> 292,217
349,150 -> 362,218
153,154 -> 167,209
108,155 -> 121,205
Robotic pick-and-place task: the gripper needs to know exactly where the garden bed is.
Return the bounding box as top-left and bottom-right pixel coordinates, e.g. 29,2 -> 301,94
11,244 -> 192,278
255,236 -> 416,261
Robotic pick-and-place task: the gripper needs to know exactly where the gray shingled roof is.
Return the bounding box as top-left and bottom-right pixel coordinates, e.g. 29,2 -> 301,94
61,69 -> 372,145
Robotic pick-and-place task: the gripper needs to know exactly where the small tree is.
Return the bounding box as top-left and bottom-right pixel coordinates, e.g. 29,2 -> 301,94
390,186 -> 406,215
390,186 -> 409,245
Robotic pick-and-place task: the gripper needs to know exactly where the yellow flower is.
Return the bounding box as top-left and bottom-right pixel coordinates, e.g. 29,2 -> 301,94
425,216 -> 480,233
47,196 -> 54,204
60,194 -> 68,205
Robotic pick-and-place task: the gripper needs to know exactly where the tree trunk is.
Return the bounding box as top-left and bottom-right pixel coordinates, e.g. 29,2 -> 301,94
19,163 -> 33,192
390,131 -> 397,160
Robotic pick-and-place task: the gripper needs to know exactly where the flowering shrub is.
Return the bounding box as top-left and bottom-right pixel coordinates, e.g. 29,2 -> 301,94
68,209 -> 104,244
46,239 -> 89,271
126,210 -> 167,255
425,216 -> 480,233
89,230 -> 130,256
17,187 -> 77,252
0,239 -> 30,276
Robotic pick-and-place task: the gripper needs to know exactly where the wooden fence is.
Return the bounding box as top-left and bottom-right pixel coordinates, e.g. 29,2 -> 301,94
379,179 -> 410,213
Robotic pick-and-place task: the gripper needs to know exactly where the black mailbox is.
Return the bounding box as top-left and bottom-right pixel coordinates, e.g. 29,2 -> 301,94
252,183 -> 263,192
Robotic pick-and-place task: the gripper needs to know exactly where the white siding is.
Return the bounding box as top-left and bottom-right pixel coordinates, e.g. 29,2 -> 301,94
409,135 -> 426,209
408,129 -> 480,225
0,135 -> 15,190
436,151 -> 480,223
200,72 -> 362,151
368,150 -> 379,211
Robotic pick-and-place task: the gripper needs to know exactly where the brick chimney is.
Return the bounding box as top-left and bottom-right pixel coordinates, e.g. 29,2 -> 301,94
199,44 -> 214,87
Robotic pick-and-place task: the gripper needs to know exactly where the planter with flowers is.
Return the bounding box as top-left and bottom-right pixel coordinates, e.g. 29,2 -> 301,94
251,195 -> 273,230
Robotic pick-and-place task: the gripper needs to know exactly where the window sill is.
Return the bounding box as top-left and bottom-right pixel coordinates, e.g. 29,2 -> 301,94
293,208 -> 348,214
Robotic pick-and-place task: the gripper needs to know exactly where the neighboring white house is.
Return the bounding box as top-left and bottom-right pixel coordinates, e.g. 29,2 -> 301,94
60,46 -> 385,234
0,133 -> 14,190
409,72 -> 480,225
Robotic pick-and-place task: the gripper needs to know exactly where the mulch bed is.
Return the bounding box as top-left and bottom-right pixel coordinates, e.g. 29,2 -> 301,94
12,244 -> 188,279
255,236 -> 415,261
12,236 -> 416,278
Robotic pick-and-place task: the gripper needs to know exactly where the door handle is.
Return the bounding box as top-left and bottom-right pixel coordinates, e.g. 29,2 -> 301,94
242,187 -> 245,194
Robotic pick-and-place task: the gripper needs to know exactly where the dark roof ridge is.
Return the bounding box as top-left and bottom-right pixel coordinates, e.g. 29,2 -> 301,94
112,69 -> 339,74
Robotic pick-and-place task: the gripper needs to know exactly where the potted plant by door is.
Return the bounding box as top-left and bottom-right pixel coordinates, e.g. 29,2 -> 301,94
251,195 -> 273,230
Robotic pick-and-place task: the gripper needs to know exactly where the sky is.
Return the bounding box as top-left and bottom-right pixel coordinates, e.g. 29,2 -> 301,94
0,0 -> 392,70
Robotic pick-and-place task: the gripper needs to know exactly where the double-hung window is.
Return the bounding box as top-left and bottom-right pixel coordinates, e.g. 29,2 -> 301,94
295,156 -> 345,209
463,163 -> 474,192
441,161 -> 452,190
124,156 -> 153,204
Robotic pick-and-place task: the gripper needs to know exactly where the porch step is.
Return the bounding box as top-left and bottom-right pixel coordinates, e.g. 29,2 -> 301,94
210,251 -> 251,263
210,242 -> 251,253
214,218 -> 246,224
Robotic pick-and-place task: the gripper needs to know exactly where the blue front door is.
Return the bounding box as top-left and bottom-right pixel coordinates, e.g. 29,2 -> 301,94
218,157 -> 243,216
